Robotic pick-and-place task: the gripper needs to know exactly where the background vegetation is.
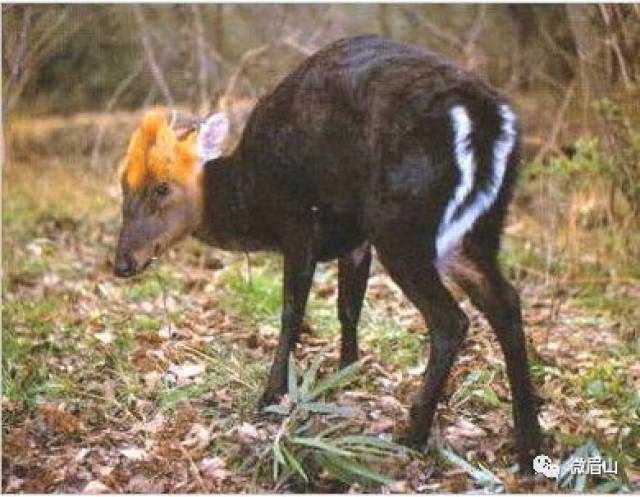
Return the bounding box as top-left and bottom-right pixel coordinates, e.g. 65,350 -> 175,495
2,4 -> 639,493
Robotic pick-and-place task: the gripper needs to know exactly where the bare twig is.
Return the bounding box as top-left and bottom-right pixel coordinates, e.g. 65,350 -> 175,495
282,34 -> 316,57
9,7 -> 32,81
539,23 -> 578,68
6,7 -> 72,111
133,5 -> 174,106
403,7 -> 464,50
191,5 -> 210,114
3,6 -> 31,118
307,6 -> 333,47
531,65 -> 568,92
181,447 -> 207,490
598,4 -> 633,89
2,4 -> 19,14
142,86 -> 158,108
221,43 -> 270,104
533,81 -> 577,163
608,38 -> 632,88
90,62 -> 143,170
460,4 -> 487,70
464,4 -> 487,50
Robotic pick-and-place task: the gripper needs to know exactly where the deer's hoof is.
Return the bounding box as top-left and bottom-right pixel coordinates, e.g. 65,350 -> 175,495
395,430 -> 426,450
257,387 -> 284,413
339,355 -> 358,370
518,447 -> 541,475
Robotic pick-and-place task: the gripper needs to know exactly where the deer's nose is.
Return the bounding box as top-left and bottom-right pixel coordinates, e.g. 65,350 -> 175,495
114,257 -> 135,278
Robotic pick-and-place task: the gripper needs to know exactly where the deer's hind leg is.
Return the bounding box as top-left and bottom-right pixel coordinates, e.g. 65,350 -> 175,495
374,239 -> 469,449
444,245 -> 543,473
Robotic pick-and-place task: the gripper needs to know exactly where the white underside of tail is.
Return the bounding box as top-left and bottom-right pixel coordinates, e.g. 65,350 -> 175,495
435,104 -> 517,259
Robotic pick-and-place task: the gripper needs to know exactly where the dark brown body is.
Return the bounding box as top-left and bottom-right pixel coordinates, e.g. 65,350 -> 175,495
117,35 -> 542,472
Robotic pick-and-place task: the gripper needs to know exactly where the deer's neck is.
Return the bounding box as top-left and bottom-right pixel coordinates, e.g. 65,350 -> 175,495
194,156 -> 275,252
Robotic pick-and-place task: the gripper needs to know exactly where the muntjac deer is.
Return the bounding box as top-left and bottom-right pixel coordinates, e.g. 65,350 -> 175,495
114,35 -> 542,471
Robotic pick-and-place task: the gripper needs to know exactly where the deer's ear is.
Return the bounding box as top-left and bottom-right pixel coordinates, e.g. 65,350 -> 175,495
197,113 -> 229,163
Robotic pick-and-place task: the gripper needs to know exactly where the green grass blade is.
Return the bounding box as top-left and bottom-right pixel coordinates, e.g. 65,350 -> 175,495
316,453 -> 350,483
291,436 -> 353,457
262,404 -> 290,416
318,453 -> 396,485
293,417 -> 314,436
288,355 -> 299,403
575,472 -> 587,492
592,481 -> 626,493
300,353 -> 324,401
473,387 -> 501,407
439,447 -> 502,487
316,420 -> 351,439
281,444 -> 309,482
308,360 -> 364,400
272,441 -> 286,482
337,457 -> 396,485
301,401 -> 361,417
335,435 -> 411,457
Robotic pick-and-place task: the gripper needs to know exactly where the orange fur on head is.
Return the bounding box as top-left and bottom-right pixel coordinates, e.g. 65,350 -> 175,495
120,110 -> 198,190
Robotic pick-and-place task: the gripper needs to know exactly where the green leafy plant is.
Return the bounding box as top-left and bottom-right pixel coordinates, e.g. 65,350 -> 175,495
450,370 -> 503,409
525,97 -> 640,217
438,447 -> 503,492
253,355 -> 412,490
525,137 -> 612,181
593,97 -> 640,216
557,439 -> 629,493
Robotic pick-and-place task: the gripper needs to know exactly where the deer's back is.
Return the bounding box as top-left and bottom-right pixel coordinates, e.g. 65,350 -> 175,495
235,35 -> 511,259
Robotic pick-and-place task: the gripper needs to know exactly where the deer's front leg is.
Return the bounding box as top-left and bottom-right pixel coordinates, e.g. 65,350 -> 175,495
338,242 -> 371,368
258,235 -> 316,410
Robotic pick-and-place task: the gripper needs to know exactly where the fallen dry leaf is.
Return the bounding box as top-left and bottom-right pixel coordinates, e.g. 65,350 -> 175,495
236,422 -> 261,443
181,423 -> 211,451
83,480 -> 111,494
118,447 -> 148,461
168,363 -> 205,379
387,479 -> 410,493
127,473 -> 166,493
199,456 -> 231,481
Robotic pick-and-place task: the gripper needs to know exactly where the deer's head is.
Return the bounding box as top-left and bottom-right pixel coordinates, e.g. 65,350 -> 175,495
114,109 -> 229,277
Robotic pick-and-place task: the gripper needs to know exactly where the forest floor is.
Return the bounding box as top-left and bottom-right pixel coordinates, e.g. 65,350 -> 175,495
2,115 -> 639,493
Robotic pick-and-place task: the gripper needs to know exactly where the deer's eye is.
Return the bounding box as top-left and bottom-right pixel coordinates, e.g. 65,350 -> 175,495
153,182 -> 170,197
